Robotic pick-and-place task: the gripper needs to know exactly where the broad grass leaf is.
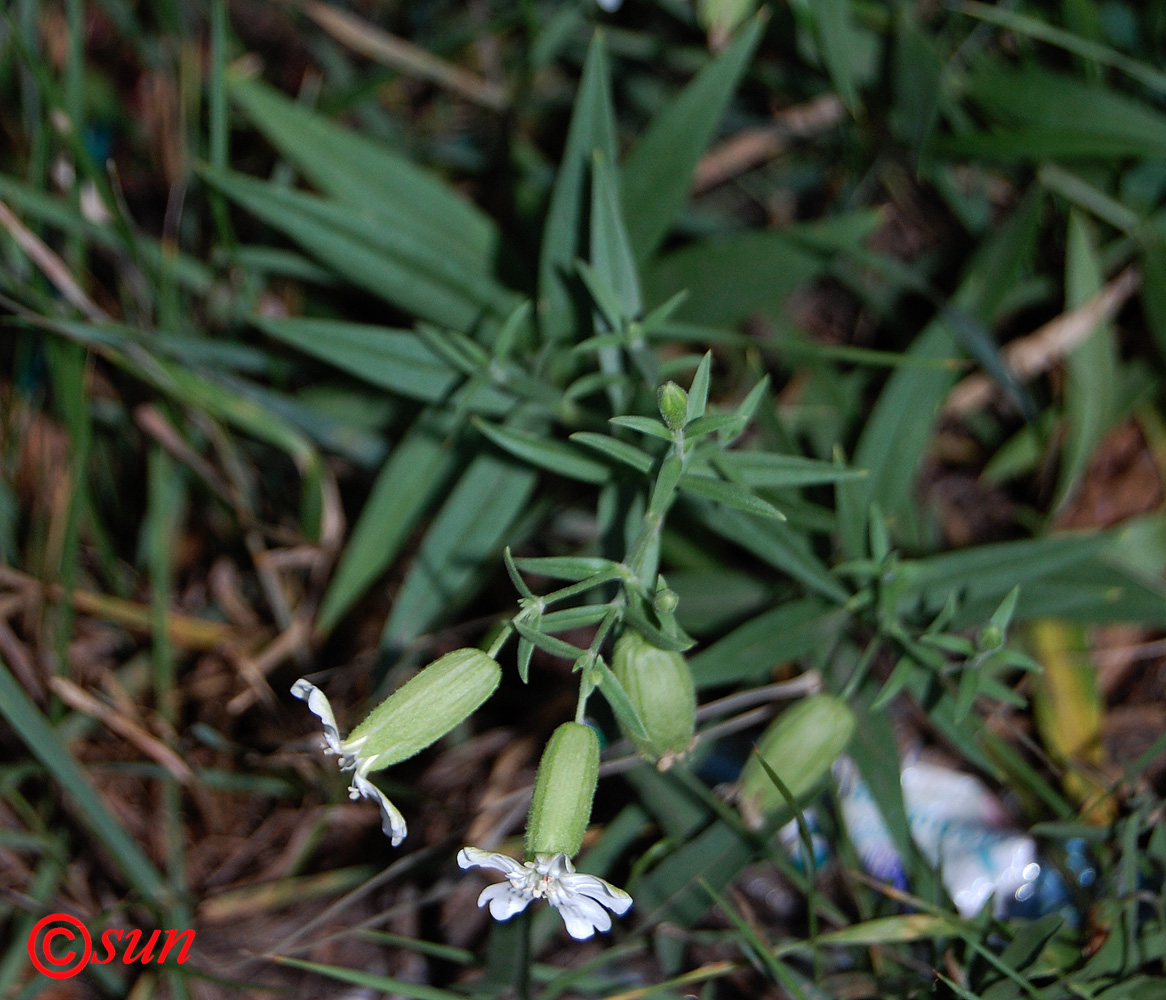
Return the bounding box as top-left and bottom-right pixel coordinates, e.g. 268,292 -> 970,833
689,598 -> 842,687
688,503 -> 850,603
620,14 -> 764,262
814,0 -> 863,114
317,413 -> 460,635
272,957 -> 465,1000
229,77 -> 500,278
1057,211 -> 1119,510
631,819 -> 756,929
666,569 -> 771,635
646,212 -> 880,326
644,231 -> 824,326
678,473 -> 784,520
716,450 -> 867,489
0,660 -> 171,907
569,432 -> 655,474
202,168 -> 519,332
475,420 -> 612,483
851,193 -> 1043,544
255,317 -> 512,410
538,33 -> 617,343
894,533 -> 1109,623
381,455 -> 537,652
953,63 -> 1166,160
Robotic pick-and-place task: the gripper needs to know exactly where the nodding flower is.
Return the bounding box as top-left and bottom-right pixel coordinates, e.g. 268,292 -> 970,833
291,648 -> 501,846
457,721 -> 632,939
457,848 -> 632,940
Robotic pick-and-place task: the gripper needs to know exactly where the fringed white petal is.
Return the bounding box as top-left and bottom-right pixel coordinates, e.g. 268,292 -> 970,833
350,772 -> 407,846
555,893 -> 613,940
477,882 -> 534,921
459,848 -> 632,939
290,679 -> 344,755
457,847 -> 529,879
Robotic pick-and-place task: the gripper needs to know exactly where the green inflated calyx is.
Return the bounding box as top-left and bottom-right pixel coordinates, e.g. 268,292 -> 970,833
739,694 -> 856,827
347,648 -> 500,769
525,722 -> 599,859
612,629 -> 696,768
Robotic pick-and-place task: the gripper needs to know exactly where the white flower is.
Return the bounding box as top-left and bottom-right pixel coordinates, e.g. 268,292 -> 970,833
457,847 -> 632,940
291,679 -> 408,846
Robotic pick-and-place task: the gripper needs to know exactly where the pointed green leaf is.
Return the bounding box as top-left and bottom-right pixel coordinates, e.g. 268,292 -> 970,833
475,419 -> 611,483
318,413 -> 459,634
202,167 -> 519,332
538,33 -> 617,342
568,432 -> 655,474
382,456 -> 537,651
230,77 -> 500,277
679,473 -> 785,520
620,14 -> 764,262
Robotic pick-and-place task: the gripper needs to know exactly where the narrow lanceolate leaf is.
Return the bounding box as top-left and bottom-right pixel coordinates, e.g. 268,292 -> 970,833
813,0 -> 862,114
474,419 -> 611,484
620,14 -> 764,262
593,660 -> 649,743
679,473 -> 785,520
1057,211 -> 1118,511
318,413 -> 459,635
569,432 -> 655,474
513,620 -> 589,660
686,352 -> 713,423
229,77 -> 500,278
850,194 -> 1043,548
590,153 -> 641,320
201,168 -> 520,332
689,598 -> 840,687
382,455 -> 537,652
715,450 -> 867,488
538,33 -> 617,343
608,415 -> 673,440
511,555 -> 624,581
256,317 -> 479,407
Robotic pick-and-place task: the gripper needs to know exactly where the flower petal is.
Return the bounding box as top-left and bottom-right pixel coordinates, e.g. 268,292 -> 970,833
478,882 -> 533,921
290,679 -> 344,755
554,893 -> 612,940
350,772 -> 407,846
560,873 -> 633,916
457,846 -> 529,879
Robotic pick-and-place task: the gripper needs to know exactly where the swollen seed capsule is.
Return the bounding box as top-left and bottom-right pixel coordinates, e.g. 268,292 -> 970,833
739,694 -> 856,828
347,648 -> 501,769
612,630 -> 696,769
526,722 -> 600,859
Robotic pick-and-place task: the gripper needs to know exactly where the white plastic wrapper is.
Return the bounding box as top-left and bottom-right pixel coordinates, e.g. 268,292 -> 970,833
834,757 -> 1042,918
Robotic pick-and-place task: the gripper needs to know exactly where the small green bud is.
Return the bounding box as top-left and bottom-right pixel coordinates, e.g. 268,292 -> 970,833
526,722 -> 599,859
739,694 -> 855,827
612,630 -> 696,769
348,648 -> 500,768
657,381 -> 689,432
653,588 -> 679,615
977,623 -> 1004,651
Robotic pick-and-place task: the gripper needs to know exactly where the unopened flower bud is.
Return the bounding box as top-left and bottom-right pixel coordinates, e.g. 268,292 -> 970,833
653,588 -> 679,615
739,694 -> 856,828
612,630 -> 696,768
526,722 -> 599,859
348,648 -> 501,768
657,381 -> 688,432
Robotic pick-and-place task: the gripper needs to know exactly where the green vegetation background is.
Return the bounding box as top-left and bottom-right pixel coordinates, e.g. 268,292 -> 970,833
2,1 -> 1166,998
